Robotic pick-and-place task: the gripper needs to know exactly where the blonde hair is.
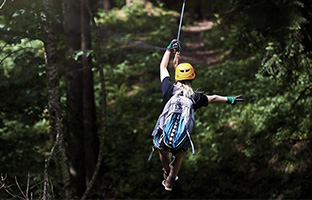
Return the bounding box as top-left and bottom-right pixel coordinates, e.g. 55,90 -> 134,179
174,81 -> 194,98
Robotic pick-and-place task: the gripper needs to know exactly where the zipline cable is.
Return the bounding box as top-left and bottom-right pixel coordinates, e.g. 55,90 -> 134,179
135,0 -> 186,51
177,0 -> 186,41
107,0 -> 187,51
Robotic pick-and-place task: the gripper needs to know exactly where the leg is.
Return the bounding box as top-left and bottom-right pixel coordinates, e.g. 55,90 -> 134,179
163,151 -> 184,191
158,150 -> 171,172
169,151 -> 183,178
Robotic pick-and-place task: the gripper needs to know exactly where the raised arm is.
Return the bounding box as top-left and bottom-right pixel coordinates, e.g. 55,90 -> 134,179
160,39 -> 181,82
160,50 -> 171,82
173,52 -> 179,69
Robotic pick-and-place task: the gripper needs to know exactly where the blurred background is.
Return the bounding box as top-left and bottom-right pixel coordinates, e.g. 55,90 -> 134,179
1,0 -> 312,199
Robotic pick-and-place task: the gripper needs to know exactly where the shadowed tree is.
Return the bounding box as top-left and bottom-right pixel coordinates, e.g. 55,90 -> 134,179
64,0 -> 85,196
81,0 -> 99,187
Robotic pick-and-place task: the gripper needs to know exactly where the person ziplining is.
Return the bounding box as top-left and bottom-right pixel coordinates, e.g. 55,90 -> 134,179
148,0 -> 244,192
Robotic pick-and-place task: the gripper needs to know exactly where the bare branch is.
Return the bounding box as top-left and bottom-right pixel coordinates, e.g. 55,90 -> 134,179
15,177 -> 27,199
1,173 -> 7,182
1,173 -> 46,200
0,174 -> 25,200
43,125 -> 60,200
0,0 -> 7,9
26,172 -> 30,200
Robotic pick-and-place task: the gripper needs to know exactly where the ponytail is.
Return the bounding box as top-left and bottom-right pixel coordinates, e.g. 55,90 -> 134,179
174,81 -> 194,98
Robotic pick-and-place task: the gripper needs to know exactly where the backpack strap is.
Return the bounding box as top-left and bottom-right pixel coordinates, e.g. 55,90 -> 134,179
148,146 -> 155,161
187,130 -> 195,155
169,155 -> 176,167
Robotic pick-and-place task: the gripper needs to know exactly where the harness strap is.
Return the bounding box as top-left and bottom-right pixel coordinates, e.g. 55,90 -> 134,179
187,130 -> 195,155
148,147 -> 155,161
169,155 -> 176,167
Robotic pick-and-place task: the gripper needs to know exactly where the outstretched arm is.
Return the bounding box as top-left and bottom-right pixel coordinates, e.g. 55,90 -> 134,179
207,95 -> 227,103
207,95 -> 244,106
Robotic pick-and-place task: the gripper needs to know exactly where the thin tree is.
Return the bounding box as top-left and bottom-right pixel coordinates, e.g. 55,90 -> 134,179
81,0 -> 108,198
64,0 -> 85,196
81,0 -> 99,187
42,0 -> 73,198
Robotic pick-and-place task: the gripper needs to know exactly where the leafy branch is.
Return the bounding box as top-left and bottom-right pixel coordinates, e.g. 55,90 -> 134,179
0,47 -> 28,66
291,86 -> 312,110
0,45 -> 42,67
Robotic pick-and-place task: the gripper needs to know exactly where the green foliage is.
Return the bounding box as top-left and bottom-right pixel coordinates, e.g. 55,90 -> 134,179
1,0 -> 312,199
0,2 -> 48,197
196,0 -> 312,198
0,0 -> 45,40
96,3 -> 177,47
1,39 -> 44,76
93,1 -> 308,197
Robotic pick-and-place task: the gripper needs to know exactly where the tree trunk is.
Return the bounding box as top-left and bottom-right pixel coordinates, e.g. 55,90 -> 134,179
42,0 -> 73,199
81,0 -> 99,187
102,0 -> 111,12
81,0 -> 108,199
64,0 -> 85,196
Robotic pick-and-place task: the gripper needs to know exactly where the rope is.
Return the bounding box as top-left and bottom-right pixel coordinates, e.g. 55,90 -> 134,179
135,0 -> 186,50
96,0 -> 187,51
129,41 -> 166,51
177,0 -> 186,41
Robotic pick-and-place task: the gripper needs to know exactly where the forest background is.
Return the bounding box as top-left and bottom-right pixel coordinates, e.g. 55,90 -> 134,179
1,0 -> 312,199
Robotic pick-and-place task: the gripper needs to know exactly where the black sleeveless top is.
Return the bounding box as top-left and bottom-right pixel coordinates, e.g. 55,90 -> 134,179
161,77 -> 208,110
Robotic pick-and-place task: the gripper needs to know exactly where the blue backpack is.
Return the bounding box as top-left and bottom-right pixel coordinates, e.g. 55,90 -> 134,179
148,88 -> 195,161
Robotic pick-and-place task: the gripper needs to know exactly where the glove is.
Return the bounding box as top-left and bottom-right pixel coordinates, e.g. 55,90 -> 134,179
167,39 -> 181,53
226,95 -> 244,106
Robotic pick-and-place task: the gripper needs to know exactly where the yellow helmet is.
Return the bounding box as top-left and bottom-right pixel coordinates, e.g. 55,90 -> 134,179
175,63 -> 195,81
